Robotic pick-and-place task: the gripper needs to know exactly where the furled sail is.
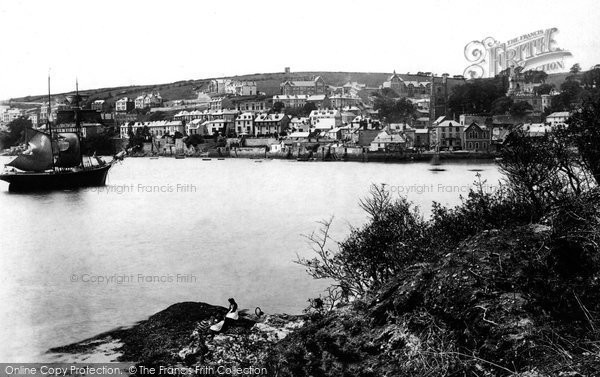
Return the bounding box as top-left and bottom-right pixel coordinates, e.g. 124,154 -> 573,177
55,133 -> 81,168
6,130 -> 53,172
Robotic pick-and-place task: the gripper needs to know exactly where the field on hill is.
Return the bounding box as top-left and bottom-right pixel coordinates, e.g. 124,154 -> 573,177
9,70 -> 573,107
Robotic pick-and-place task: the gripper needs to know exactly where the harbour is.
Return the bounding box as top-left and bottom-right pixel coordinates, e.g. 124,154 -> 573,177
0,157 -> 501,362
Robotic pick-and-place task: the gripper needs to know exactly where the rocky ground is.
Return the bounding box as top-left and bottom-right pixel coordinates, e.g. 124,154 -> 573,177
50,224 -> 600,376
49,302 -> 305,375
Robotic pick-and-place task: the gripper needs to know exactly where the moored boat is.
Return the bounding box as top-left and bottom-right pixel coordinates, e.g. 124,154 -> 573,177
0,78 -> 124,192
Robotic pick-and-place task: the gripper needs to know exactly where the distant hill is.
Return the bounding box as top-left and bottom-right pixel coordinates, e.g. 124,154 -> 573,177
7,71 -> 435,106
8,70 -> 576,107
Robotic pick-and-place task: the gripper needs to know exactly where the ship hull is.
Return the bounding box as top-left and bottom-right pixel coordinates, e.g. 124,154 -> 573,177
0,163 -> 113,192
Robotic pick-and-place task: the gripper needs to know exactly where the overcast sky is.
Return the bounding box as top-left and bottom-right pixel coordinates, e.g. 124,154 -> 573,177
1,0 -> 599,100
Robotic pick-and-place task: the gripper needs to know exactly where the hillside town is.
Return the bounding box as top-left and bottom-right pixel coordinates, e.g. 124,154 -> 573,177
0,65 -> 595,159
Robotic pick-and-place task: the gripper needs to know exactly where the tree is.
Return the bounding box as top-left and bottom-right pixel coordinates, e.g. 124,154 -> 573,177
286,102 -> 317,118
491,96 -> 513,115
581,68 -> 600,92
185,134 -> 204,148
148,111 -> 168,121
565,97 -> 600,184
533,83 -> 554,96
510,101 -> 533,117
447,76 -> 507,115
570,63 -> 581,74
380,87 -> 399,98
295,184 -> 429,297
523,70 -> 548,84
373,96 -> 416,123
498,130 -> 562,215
0,117 -> 33,149
272,101 -> 285,113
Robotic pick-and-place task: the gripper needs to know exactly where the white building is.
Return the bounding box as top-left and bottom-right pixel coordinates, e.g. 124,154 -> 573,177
1,108 -> 23,124
290,117 -> 310,132
116,97 -> 133,112
235,112 -> 254,135
120,120 -> 184,138
225,81 -> 257,96
309,109 -> 341,130
272,94 -> 308,109
369,131 -> 407,151
546,111 -> 570,129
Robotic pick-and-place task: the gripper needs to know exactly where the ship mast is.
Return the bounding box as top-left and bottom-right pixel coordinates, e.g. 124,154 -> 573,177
48,74 -> 56,172
75,78 -> 85,169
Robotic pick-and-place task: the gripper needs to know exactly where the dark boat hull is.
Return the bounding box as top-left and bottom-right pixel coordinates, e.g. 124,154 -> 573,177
0,163 -> 113,192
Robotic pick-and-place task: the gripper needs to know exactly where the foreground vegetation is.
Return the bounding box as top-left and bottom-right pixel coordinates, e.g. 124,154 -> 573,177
281,97 -> 600,376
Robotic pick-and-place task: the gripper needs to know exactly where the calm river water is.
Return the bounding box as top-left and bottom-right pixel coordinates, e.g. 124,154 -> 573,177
0,156 -> 502,361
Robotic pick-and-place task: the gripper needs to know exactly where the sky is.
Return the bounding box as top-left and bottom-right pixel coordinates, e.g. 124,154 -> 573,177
1,0 -> 599,100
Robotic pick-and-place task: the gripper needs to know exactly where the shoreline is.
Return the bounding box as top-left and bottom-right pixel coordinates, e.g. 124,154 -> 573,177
47,301 -> 305,367
127,150 -> 498,162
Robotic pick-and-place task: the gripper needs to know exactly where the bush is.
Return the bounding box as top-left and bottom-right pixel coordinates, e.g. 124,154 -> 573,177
296,184 -> 429,298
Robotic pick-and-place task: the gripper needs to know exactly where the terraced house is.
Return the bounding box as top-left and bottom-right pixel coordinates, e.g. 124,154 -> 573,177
235,112 -> 254,135
254,113 -> 290,136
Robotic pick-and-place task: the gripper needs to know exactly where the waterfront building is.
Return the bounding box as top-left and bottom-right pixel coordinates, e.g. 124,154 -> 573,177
290,117 -> 310,132
235,112 -> 254,135
203,119 -> 228,136
254,113 -> 290,136
357,129 -> 380,147
464,122 -> 491,152
120,120 -> 184,138
186,119 -> 206,135
369,130 -> 407,151
432,119 -> 464,150
280,76 -> 326,96
309,109 -> 341,130
414,128 -> 430,149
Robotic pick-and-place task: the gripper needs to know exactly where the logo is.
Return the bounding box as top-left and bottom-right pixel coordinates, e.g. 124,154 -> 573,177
464,28 -> 573,78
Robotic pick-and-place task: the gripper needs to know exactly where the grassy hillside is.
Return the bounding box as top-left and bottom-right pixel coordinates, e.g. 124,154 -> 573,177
9,70 -> 574,107
8,71 -> 423,105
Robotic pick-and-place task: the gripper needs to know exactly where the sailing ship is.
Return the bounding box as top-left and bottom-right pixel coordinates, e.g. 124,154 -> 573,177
0,78 -> 124,192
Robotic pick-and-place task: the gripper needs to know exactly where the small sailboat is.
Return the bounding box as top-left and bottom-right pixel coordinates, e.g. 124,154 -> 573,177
0,78 -> 124,192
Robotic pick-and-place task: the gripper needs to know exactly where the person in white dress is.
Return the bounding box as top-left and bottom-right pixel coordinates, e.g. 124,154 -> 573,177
210,298 -> 238,332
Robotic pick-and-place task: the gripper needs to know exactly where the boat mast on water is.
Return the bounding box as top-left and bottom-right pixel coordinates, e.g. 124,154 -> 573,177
0,77 -> 125,191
